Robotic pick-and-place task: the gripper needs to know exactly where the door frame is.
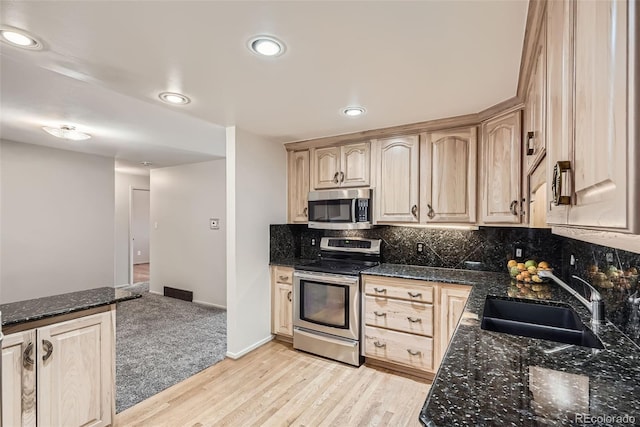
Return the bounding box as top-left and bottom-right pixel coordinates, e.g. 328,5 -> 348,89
129,187 -> 150,285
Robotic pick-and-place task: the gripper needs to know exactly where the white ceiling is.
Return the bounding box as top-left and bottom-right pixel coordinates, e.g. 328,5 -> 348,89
0,0 -> 528,168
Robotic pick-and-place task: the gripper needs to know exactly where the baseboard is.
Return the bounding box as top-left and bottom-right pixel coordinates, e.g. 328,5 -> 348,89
193,299 -> 227,310
226,335 -> 273,359
114,283 -> 131,289
149,290 -> 162,295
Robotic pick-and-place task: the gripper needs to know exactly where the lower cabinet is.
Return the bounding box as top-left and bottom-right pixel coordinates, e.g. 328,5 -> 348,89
271,266 -> 293,338
1,310 -> 114,427
362,275 -> 470,376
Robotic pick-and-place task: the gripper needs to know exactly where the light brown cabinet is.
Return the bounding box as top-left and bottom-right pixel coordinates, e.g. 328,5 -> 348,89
362,275 -> 470,376
523,18 -> 546,175
1,310 -> 114,427
480,110 -> 523,224
271,266 -> 293,338
372,135 -> 420,223
311,142 -> 370,190
421,127 -> 477,223
287,150 -> 310,223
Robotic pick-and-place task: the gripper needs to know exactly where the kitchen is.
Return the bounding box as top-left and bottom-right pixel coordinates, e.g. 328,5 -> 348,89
2,0 -> 640,426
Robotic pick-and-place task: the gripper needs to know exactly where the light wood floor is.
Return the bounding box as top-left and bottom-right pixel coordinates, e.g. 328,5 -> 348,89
133,263 -> 150,283
116,340 -> 430,427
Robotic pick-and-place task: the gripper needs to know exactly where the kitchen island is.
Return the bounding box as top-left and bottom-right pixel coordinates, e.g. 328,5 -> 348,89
362,265 -> 640,426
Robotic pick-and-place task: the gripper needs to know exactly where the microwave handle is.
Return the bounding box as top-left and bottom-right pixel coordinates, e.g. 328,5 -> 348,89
351,199 -> 357,223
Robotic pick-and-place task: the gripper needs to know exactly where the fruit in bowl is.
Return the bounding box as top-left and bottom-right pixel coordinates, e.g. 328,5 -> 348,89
507,259 -> 552,283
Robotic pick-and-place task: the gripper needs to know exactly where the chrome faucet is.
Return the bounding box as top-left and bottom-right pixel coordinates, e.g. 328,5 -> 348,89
537,270 -> 605,327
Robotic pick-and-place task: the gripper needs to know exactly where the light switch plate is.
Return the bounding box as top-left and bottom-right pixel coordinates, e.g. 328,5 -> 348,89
210,218 -> 220,230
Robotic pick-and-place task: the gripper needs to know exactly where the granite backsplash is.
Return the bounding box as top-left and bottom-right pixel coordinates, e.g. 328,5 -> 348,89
270,223 -> 640,346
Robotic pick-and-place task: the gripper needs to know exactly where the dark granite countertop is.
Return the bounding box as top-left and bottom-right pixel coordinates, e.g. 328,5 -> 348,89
269,257 -> 317,268
1,287 -> 140,329
398,266 -> 640,426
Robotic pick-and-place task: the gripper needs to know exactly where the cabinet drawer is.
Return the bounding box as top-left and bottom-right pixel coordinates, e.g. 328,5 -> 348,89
273,266 -> 293,284
363,276 -> 434,303
364,326 -> 433,372
365,296 -> 433,336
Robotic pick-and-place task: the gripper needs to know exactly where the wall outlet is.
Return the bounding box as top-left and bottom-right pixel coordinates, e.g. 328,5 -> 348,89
137,250 -> 141,256
570,254 -> 576,266
416,242 -> 425,254
606,252 -> 614,263
311,238 -> 316,246
209,218 -> 220,230
515,246 -> 524,259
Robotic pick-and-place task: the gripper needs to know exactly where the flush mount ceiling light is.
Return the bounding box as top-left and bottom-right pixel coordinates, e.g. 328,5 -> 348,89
248,35 -> 285,57
342,106 -> 366,117
42,125 -> 91,141
140,161 -> 153,167
158,92 -> 191,105
0,26 -> 42,50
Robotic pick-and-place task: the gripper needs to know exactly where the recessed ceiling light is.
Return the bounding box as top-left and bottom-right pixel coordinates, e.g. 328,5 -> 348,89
342,106 -> 366,117
0,27 -> 42,50
42,125 -> 91,141
248,35 -> 285,57
140,161 -> 153,167
158,91 -> 191,105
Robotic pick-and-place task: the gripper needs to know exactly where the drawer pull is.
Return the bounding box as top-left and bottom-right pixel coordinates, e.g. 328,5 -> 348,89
279,275 -> 289,281
373,311 -> 387,317
373,341 -> 386,348
406,349 -> 422,356
287,291 -> 292,302
407,317 -> 422,323
373,288 -> 387,293
23,342 -> 35,368
407,292 -> 422,298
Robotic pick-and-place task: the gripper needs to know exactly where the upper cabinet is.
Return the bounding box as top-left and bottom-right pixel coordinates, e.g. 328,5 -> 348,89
480,111 -> 523,224
544,0 -> 638,234
288,150 -> 310,223
311,142 -> 370,189
523,19 -> 547,174
372,135 -> 420,223
421,127 -> 477,224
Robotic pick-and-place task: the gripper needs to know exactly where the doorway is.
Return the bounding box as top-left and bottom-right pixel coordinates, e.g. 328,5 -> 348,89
130,188 -> 150,285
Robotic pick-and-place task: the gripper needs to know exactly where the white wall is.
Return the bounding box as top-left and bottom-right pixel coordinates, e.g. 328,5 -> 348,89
131,189 -> 150,264
150,160 -> 226,307
0,140 -> 115,303
114,171 -> 150,286
226,127 -> 287,358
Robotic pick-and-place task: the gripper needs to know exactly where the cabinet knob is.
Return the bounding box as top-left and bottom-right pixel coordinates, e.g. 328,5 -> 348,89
412,205 -> 419,219
339,171 -> 345,183
333,172 -> 339,184
510,200 -> 518,216
303,207 -> 308,217
42,339 -> 53,362
287,291 -> 292,302
426,204 -> 435,219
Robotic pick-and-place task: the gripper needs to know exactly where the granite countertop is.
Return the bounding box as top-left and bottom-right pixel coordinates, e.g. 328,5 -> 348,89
270,257 -> 318,268
1,287 -> 140,329
379,265 -> 640,426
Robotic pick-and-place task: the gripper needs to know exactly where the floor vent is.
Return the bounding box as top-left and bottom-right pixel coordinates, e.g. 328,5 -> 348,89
164,286 -> 193,302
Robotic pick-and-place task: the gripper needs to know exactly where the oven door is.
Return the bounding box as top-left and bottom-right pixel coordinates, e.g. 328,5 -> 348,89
293,271 -> 360,341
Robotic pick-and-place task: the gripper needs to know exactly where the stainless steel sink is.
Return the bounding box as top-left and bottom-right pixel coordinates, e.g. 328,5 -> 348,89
480,296 -> 604,349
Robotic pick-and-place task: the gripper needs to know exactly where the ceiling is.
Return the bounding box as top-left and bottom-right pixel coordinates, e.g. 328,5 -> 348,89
0,1 -> 528,170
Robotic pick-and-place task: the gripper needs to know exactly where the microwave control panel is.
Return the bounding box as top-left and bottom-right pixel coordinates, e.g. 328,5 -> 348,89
356,199 -> 370,222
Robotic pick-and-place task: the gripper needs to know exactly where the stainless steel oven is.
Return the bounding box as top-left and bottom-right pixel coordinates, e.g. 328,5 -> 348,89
293,237 -> 381,367
293,271 -> 361,366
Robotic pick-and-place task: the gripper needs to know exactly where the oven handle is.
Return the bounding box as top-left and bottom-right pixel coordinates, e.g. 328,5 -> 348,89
294,271 -> 360,286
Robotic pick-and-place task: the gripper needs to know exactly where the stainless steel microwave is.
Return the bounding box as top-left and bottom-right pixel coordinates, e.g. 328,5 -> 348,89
307,189 -> 372,230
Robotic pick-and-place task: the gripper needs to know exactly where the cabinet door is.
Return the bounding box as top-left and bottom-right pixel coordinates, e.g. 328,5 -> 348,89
273,282 -> 293,337
524,22 -> 546,175
422,127 -> 477,223
570,0 -> 628,229
438,286 -> 470,365
545,0 -> 573,226
340,142 -> 370,187
480,111 -> 523,224
373,135 -> 420,223
311,146 -> 341,189
37,311 -> 113,427
288,150 -> 310,223
2,330 -> 36,427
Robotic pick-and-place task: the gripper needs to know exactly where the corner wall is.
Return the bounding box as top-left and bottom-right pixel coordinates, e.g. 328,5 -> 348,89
226,127 -> 286,358
0,140 -> 115,303
149,160 -> 226,307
